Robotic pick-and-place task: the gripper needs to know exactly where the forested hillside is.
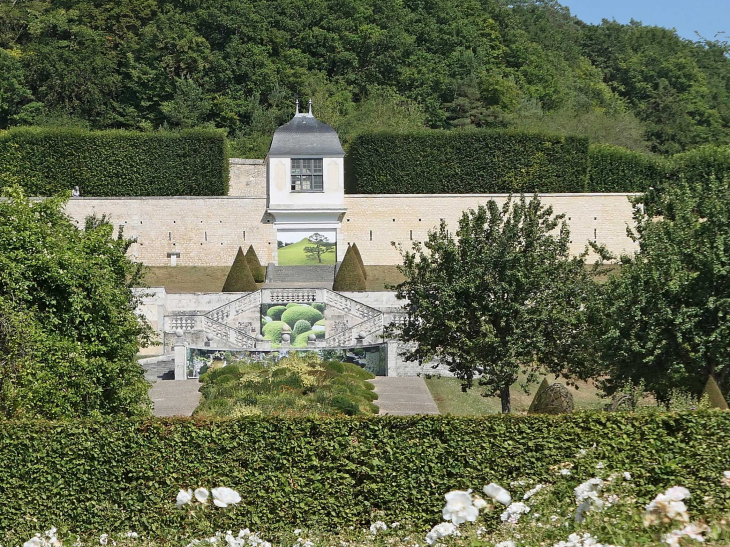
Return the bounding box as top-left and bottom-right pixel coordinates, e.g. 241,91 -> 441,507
0,0 -> 728,157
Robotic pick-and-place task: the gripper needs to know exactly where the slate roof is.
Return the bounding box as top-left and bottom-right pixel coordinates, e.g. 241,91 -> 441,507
268,113 -> 344,157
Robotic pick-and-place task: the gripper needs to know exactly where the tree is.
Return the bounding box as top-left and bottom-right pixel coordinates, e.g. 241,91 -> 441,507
304,233 -> 335,264
222,247 -> 257,292
333,245 -> 366,291
391,195 -> 595,413
594,176 -> 730,401
351,243 -> 367,279
245,244 -> 266,282
0,186 -> 152,418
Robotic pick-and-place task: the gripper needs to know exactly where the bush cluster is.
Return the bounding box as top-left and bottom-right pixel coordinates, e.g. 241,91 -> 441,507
587,144 -> 670,192
345,130 -> 590,194
0,127 -> 229,196
0,412 -> 727,538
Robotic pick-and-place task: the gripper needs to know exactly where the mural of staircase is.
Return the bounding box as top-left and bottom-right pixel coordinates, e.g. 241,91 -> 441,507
266,265 -> 335,288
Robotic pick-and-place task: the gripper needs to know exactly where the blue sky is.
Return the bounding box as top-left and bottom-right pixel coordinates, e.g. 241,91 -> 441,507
560,0 -> 728,41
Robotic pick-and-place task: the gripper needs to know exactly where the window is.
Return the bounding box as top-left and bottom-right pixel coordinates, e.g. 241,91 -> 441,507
291,159 -> 323,191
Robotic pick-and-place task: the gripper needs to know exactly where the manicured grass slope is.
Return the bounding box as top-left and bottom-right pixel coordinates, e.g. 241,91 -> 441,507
278,238 -> 336,266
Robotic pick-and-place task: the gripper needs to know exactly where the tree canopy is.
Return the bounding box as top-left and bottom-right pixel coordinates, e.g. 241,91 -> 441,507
0,0 -> 727,155
0,186 -> 152,418
391,195 -> 594,413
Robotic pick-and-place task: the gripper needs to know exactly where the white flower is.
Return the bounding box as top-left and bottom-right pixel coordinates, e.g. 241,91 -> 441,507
369,521 -> 388,535
662,522 -> 709,547
644,487 -> 691,526
723,471 -> 730,487
560,469 -> 572,476
552,532 -> 621,547
23,539 -> 42,547
574,478 -> 605,523
194,488 -> 210,504
177,488 -> 193,508
211,487 -> 242,508
665,486 -> 690,501
425,522 -> 458,545
623,472 -> 631,481
473,496 -> 489,509
483,483 -> 512,506
391,522 -> 400,528
495,542 -> 516,547
442,490 -> 479,524
500,502 -> 530,523
125,532 -> 139,539
595,462 -> 605,469
550,515 -> 560,522
523,484 -> 544,500
294,530 -> 302,536
99,534 -> 110,546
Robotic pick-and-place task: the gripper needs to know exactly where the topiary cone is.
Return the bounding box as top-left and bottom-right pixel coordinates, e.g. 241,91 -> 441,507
333,245 -> 366,291
245,245 -> 266,282
222,247 -> 258,292
702,375 -> 729,410
351,243 -> 367,279
528,378 -> 550,414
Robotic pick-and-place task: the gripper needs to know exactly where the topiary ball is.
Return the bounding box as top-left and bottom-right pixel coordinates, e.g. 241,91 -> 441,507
266,305 -> 287,320
281,306 -> 324,329
293,319 -> 312,337
262,321 -> 287,343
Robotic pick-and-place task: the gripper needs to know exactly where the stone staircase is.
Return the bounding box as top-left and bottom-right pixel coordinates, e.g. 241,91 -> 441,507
267,265 -> 335,288
138,354 -> 175,382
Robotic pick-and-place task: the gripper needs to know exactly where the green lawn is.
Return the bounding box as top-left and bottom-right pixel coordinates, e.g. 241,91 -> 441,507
278,238 -> 336,266
425,374 -> 607,415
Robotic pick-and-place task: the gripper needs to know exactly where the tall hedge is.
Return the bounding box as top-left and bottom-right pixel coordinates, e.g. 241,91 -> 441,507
0,413 -> 728,538
0,127 -> 229,196
672,145 -> 730,186
587,144 -> 670,192
345,130 -> 590,194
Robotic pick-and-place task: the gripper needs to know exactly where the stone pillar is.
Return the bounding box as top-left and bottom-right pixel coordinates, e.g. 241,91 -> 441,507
281,333 -> 291,348
174,329 -> 187,380
386,340 -> 398,377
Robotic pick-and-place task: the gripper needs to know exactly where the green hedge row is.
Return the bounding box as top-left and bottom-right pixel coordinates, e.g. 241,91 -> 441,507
0,127 -> 229,196
587,144 -> 670,192
345,130 -> 590,194
0,413 -> 728,538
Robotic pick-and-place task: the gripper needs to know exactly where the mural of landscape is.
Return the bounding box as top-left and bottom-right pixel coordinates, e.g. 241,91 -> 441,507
261,301 -> 327,347
277,230 -> 336,266
187,345 -> 387,378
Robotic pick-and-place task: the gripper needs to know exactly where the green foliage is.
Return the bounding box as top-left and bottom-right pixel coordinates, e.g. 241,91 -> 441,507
0,187 -> 151,418
391,195 -> 596,413
266,306 -> 288,321
671,146 -> 730,191
593,177 -> 730,401
588,144 -> 670,192
292,320 -> 312,337
351,243 -> 366,279
528,383 -> 575,415
281,306 -> 324,329
702,376 -> 729,410
222,247 -> 257,293
527,378 -> 551,414
333,246 -> 366,291
346,130 -> 589,194
0,127 -> 228,196
0,412 -> 728,539
245,245 -> 266,283
312,303 -> 325,313
261,321 -> 287,344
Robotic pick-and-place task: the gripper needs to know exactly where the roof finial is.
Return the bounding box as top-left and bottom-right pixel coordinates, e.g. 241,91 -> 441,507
308,98 -> 312,116
295,98 -> 299,115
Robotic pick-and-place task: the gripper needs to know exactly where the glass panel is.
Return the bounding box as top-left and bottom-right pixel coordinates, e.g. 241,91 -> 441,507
313,175 -> 323,190
291,159 -> 324,191
313,159 -> 323,174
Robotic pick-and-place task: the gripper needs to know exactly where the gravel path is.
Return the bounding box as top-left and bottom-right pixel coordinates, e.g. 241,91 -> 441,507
149,380 -> 202,417
370,377 -> 440,416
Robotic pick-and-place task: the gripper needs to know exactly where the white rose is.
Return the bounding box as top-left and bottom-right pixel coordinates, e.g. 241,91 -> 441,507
483,483 -> 511,506
211,487 -> 242,507
176,489 -> 193,508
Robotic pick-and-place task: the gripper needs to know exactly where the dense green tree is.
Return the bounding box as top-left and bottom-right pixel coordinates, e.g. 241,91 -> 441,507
0,186 -> 152,418
391,195 -> 595,413
594,177 -> 730,401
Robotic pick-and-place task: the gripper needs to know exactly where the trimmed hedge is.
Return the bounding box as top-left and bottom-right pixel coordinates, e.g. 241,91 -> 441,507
587,144 -> 670,192
0,413 -> 728,538
345,130 -> 590,194
222,247 -> 257,292
672,145 -> 730,186
334,245 -> 366,291
0,127 -> 229,196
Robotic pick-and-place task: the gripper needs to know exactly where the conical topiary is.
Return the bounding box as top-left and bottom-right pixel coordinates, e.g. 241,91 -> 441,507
702,376 -> 729,410
333,245 -> 366,291
527,378 -> 550,414
245,245 -> 266,282
528,383 -> 574,415
222,247 -> 258,292
351,243 -> 367,279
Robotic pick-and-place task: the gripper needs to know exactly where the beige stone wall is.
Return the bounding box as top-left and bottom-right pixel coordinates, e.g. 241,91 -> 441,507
341,193 -> 638,264
228,159 -> 266,196
65,197 -> 276,266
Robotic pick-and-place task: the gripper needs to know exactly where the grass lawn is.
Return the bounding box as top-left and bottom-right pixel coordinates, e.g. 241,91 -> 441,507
278,238 -> 336,265
140,266 -> 265,293
363,265 -> 405,290
425,374 -> 607,415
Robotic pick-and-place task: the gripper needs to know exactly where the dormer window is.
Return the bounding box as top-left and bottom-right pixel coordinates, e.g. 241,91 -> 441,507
291,158 -> 323,192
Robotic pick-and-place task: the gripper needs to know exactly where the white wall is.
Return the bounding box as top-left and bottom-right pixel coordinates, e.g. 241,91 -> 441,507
268,157 -> 345,208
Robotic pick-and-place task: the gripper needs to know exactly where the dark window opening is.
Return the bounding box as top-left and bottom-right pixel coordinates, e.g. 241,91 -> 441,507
291,158 -> 323,191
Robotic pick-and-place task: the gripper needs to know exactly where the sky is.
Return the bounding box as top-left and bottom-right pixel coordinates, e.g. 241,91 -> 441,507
561,0 -> 728,41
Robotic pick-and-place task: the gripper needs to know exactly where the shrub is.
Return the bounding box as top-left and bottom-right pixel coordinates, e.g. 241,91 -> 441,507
281,306 -> 324,329
701,376 -> 729,410
0,127 -> 229,196
333,245 -> 366,291
0,413 -> 728,538
245,245 -> 266,283
527,378 -> 550,414
528,383 -> 575,415
286,303 -> 300,308
261,321 -> 287,343
266,306 -> 287,321
351,243 -> 367,279
587,144 -> 669,192
346,130 -> 589,194
312,303 -> 326,313
222,247 -> 257,292
292,320 -> 312,337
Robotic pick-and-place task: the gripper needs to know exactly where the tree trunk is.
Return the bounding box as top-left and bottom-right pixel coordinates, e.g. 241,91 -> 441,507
500,385 -> 511,414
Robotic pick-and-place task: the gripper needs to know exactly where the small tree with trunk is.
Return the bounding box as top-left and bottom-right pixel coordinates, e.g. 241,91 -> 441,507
304,233 -> 335,263
391,194 -> 595,413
